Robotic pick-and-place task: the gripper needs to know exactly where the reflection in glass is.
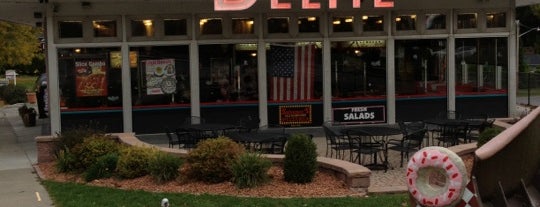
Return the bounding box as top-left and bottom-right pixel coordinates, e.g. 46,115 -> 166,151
131,19 -> 154,37
93,20 -> 117,37
425,14 -> 446,30
200,18 -> 223,35
362,15 -> 384,32
486,12 -> 506,28
267,17 -> 289,33
59,21 -> 83,38
232,18 -> 255,34
457,13 -> 477,29
332,16 -> 354,32
199,44 -> 259,103
298,16 -> 320,33
164,19 -> 187,36
455,38 -> 507,95
395,15 -> 416,31
330,40 -> 386,99
395,39 -> 447,96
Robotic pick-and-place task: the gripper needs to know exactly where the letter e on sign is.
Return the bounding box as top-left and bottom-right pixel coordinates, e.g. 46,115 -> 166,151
271,0 -> 291,9
302,0 -> 320,9
214,0 -> 256,11
374,0 -> 394,8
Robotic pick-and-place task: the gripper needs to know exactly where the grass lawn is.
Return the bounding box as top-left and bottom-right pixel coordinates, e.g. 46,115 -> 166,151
15,75 -> 39,91
42,181 -> 409,207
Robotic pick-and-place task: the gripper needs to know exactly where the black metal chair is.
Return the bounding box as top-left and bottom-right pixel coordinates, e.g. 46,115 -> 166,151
345,129 -> 384,166
165,127 -> 180,148
322,123 -> 350,160
435,122 -> 469,147
175,128 -> 198,149
386,128 -> 428,167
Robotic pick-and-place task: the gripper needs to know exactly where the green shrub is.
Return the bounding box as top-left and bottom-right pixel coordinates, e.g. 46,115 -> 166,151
55,148 -> 78,173
183,137 -> 245,183
73,135 -> 120,169
1,84 -> 27,104
231,153 -> 272,189
283,134 -> 318,184
54,126 -> 105,157
477,127 -> 504,147
116,146 -> 157,179
84,153 -> 119,182
148,152 -> 183,183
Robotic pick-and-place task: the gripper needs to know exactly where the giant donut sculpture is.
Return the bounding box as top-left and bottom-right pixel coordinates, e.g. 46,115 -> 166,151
406,146 -> 469,207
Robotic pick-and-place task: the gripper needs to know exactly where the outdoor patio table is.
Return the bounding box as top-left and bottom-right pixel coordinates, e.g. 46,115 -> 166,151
341,125 -> 402,171
226,131 -> 290,153
177,123 -> 238,139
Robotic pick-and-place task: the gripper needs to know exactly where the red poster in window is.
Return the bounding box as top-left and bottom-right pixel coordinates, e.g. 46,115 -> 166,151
75,59 -> 108,97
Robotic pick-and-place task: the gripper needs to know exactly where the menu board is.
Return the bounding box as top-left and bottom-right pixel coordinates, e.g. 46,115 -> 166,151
75,59 -> 108,97
145,59 -> 177,95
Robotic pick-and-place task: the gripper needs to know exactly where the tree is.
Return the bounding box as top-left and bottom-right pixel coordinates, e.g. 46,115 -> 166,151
0,21 -> 42,73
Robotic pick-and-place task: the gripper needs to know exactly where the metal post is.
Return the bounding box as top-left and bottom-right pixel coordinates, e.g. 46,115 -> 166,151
528,72 -> 531,105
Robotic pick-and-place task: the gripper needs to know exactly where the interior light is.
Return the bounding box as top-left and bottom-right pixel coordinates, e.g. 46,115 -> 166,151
345,18 -> 353,23
376,20 -> 383,24
74,48 -> 81,53
362,16 -> 369,20
395,17 -> 401,22
307,17 -> 316,21
251,53 -> 257,57
411,15 -> 417,19
200,19 -> 208,26
333,20 -> 341,25
143,20 -> 152,26
247,20 -> 254,25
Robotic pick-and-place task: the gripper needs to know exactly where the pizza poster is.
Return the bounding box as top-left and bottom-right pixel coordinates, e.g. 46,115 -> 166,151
145,59 -> 176,95
75,59 -> 108,97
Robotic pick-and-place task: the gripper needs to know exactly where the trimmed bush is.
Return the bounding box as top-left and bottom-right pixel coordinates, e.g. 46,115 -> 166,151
1,84 -> 27,104
182,137 -> 245,183
283,134 -> 318,184
148,152 -> 183,183
231,153 -> 272,189
54,126 -> 105,157
84,153 -> 119,182
55,148 -> 78,173
477,127 -> 504,147
73,135 -> 120,169
117,146 -> 157,179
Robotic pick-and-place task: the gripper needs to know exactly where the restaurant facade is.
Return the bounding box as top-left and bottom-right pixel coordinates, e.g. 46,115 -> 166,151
31,0 -> 518,134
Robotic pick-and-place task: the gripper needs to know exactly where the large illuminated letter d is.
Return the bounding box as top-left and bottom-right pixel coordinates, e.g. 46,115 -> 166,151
214,0 -> 256,11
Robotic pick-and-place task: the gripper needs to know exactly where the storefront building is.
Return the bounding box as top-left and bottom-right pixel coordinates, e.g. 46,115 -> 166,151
10,0 -> 521,134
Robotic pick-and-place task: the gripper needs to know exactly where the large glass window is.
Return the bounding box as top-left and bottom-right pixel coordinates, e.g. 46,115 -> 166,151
455,38 -> 507,95
266,42 -> 322,102
164,18 -> 187,36
330,40 -> 387,99
130,46 -> 191,106
395,14 -> 416,31
426,14 -> 446,30
486,12 -> 506,28
232,18 -> 255,34
59,21 -> 83,38
332,16 -> 354,32
200,18 -> 223,35
93,20 -> 117,37
362,15 -> 384,32
457,13 -> 477,29
199,44 -> 259,103
131,19 -> 155,37
298,16 -> 320,33
395,39 -> 447,96
267,17 -> 289,33
58,47 -> 123,109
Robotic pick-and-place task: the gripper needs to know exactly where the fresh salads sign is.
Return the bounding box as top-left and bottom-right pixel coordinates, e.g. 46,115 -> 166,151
333,105 -> 385,124
215,0 -> 394,11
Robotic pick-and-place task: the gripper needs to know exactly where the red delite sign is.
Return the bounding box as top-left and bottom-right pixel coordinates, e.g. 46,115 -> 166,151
214,0 -> 394,11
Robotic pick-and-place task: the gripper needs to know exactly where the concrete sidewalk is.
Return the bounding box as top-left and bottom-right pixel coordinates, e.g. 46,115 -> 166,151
0,103 -> 53,206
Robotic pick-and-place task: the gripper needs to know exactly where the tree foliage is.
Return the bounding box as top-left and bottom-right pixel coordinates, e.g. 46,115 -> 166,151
0,21 -> 42,72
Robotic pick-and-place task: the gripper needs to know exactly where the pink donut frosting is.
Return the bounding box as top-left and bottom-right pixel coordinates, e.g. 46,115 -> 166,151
406,147 -> 467,207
